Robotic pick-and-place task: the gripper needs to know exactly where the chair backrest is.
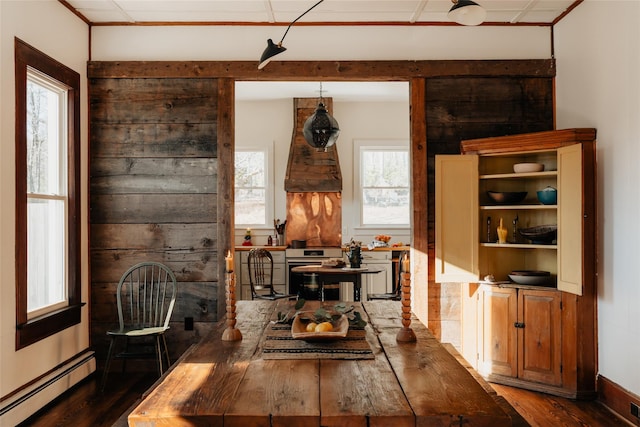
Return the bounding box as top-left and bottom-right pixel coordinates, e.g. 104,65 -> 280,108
393,250 -> 410,296
116,262 -> 177,330
247,248 -> 275,297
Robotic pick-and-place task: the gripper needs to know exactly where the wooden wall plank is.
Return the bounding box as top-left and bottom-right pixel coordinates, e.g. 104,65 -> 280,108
90,123 -> 216,158
90,251 -> 217,283
92,281 -> 217,322
90,223 -> 216,250
90,194 -> 216,223
90,78 -> 217,123
91,157 -> 217,178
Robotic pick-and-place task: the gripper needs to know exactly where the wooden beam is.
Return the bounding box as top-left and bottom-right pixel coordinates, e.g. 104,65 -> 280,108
217,78 -> 234,318
88,59 -> 555,80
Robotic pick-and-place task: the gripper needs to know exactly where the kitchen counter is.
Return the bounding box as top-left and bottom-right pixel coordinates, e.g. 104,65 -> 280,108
234,245 -> 410,252
235,245 -> 287,251
362,245 -> 410,251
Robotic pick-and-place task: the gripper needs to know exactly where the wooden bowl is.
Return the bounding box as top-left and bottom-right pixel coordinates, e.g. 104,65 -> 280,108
513,163 -> 544,173
518,225 -> 557,244
291,313 -> 348,342
487,191 -> 527,204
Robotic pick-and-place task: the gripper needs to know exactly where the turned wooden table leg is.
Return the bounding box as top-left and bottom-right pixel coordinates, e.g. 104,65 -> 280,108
222,271 -> 242,341
396,271 -> 416,342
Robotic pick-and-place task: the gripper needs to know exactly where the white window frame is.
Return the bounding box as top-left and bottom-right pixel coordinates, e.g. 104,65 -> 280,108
354,139 -> 411,228
26,68 -> 70,319
234,143 -> 274,228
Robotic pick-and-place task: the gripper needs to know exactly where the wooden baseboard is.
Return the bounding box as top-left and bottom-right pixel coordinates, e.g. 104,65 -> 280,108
598,375 -> 640,426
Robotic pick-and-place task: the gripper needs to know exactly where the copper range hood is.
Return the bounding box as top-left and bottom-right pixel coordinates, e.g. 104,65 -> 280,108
284,98 -> 342,247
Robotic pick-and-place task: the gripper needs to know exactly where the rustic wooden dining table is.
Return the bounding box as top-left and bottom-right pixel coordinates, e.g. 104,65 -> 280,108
128,300 -> 513,427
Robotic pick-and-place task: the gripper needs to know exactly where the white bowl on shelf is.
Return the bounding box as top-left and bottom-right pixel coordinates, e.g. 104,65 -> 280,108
513,163 -> 544,173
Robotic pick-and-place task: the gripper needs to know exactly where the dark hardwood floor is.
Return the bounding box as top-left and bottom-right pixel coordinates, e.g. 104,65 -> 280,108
17,371 -> 157,427
18,368 -> 629,427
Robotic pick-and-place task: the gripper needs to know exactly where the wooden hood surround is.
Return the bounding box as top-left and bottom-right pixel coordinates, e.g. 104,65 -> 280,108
285,98 -> 342,247
285,98 -> 342,192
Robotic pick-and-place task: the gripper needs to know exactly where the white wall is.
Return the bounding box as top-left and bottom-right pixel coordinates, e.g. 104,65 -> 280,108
0,1 -> 92,424
555,0 -> 640,396
235,96 -> 411,246
91,25 -> 551,61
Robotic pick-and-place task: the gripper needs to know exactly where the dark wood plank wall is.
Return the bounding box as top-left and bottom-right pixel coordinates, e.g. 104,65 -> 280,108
424,76 -> 554,342
87,60 -> 554,362
89,77 -> 219,360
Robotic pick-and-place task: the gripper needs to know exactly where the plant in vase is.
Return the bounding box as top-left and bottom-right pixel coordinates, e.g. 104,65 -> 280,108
346,239 -> 363,268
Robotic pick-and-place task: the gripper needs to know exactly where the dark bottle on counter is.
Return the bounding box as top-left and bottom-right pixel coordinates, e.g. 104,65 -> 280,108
267,235 -> 273,246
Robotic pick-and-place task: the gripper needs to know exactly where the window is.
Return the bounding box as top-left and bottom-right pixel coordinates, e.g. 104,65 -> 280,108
358,142 -> 410,226
15,39 -> 81,349
234,147 -> 272,226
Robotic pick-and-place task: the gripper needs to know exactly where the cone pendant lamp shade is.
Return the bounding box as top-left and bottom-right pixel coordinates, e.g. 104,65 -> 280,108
257,0 -> 325,69
258,39 -> 287,70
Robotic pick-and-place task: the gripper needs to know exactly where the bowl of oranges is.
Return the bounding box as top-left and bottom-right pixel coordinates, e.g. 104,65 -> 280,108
291,311 -> 349,342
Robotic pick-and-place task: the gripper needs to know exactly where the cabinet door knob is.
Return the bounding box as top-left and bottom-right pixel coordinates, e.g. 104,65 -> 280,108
514,322 -> 525,328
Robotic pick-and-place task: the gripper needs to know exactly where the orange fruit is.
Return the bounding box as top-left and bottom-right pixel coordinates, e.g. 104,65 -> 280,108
315,322 -> 333,332
306,322 -> 317,332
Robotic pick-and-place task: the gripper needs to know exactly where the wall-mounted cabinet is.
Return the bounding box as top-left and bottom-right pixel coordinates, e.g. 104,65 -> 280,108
437,129 -> 597,398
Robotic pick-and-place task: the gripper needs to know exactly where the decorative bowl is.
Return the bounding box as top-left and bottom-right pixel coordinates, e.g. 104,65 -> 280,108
508,270 -> 553,286
291,312 -> 349,342
487,191 -> 527,204
537,186 -> 557,205
518,225 -> 557,244
513,163 -> 544,173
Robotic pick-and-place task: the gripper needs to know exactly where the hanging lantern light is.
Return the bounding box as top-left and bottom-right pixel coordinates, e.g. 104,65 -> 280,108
303,83 -> 340,152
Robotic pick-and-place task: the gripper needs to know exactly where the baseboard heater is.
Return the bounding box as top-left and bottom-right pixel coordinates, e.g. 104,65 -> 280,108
0,351 -> 96,426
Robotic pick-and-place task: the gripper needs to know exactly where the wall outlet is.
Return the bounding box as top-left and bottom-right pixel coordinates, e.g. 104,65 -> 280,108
184,317 -> 194,331
631,402 -> 639,418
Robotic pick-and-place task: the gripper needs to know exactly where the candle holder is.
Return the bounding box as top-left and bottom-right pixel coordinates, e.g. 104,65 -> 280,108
222,270 -> 243,341
396,270 -> 416,342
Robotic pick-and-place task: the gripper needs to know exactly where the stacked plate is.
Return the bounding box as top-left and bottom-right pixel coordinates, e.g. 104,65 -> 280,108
508,270 -> 553,286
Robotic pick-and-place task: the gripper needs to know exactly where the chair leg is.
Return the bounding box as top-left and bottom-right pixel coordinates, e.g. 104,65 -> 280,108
155,336 -> 164,376
161,334 -> 171,370
100,337 -> 116,392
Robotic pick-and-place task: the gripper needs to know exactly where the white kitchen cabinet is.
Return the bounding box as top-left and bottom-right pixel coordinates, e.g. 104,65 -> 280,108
361,251 -> 393,300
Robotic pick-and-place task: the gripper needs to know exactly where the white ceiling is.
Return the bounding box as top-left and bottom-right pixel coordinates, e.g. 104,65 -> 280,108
64,0 -> 580,25
65,0 -> 580,102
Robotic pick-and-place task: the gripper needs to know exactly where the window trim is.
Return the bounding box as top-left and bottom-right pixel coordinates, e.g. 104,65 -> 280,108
354,139 -> 410,228
234,143 -> 274,228
15,38 -> 82,350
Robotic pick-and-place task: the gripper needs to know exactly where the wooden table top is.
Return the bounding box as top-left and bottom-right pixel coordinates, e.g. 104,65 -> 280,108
128,300 -> 512,427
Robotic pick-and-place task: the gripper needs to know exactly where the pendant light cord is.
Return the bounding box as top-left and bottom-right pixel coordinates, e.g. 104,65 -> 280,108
278,0 -> 325,45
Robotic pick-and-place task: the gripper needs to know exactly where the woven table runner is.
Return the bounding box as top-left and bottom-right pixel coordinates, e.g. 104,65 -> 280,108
261,323 -> 375,360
